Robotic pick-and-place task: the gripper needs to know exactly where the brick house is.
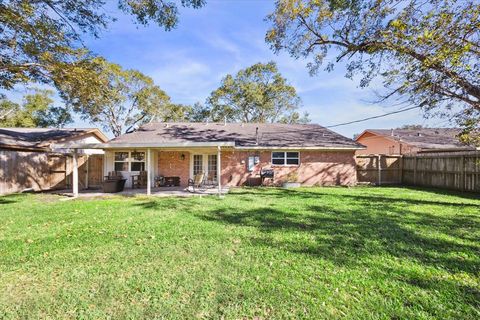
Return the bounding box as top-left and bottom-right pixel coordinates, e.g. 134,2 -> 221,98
73,122 -> 364,195
355,128 -> 476,155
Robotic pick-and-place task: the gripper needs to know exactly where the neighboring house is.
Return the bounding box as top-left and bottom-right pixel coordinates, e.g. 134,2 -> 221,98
355,128 -> 477,155
75,122 -> 364,194
0,128 -> 108,195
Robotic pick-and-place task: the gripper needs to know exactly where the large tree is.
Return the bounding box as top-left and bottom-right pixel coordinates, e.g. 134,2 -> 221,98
207,62 -> 309,124
0,89 -> 72,128
60,59 -> 175,137
0,0 -> 205,90
266,0 -> 479,143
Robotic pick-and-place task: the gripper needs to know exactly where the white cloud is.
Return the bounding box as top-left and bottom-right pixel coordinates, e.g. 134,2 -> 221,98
150,58 -> 218,104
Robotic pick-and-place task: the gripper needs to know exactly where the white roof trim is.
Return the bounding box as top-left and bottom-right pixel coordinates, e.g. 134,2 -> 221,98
66,141 -> 236,149
64,142 -> 363,150
234,146 -> 365,151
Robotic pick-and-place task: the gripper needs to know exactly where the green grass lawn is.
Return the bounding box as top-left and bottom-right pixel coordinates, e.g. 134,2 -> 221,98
0,187 -> 479,319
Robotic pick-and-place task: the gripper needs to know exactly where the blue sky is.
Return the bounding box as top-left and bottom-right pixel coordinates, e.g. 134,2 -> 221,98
7,0 -> 445,138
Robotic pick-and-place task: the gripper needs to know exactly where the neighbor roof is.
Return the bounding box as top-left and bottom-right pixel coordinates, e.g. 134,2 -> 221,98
357,128 -> 472,150
0,128 -> 108,151
104,122 -> 363,149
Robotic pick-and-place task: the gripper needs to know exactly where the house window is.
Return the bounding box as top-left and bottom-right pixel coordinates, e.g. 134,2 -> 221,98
114,152 -> 129,171
114,151 -> 146,172
193,154 -> 203,175
248,155 -> 259,172
286,152 -> 300,165
130,151 -> 145,171
271,151 -> 299,166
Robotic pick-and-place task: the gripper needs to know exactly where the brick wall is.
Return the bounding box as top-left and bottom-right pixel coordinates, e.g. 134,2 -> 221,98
157,151 -> 190,187
221,150 -> 357,187
156,149 -> 357,188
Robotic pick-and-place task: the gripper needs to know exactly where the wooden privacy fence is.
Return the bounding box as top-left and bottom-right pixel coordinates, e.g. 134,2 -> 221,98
355,152 -> 480,192
356,155 -> 402,185
402,152 -> 480,192
0,150 -> 104,195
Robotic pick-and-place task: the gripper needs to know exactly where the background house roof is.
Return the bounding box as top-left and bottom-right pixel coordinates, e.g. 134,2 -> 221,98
0,128 -> 108,151
360,128 -> 471,150
108,122 -> 363,149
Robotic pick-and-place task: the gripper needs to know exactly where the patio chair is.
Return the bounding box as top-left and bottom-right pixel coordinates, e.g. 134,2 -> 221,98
132,171 -> 148,189
104,171 -> 123,180
188,173 -> 205,193
206,172 -> 217,186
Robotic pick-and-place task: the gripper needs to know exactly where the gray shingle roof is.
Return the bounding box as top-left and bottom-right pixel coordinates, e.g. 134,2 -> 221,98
0,128 -> 106,150
365,128 -> 471,150
108,122 -> 363,149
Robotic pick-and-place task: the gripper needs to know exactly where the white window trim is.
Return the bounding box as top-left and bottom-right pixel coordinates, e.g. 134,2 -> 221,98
190,152 -> 218,180
114,150 -> 146,172
271,151 -> 300,166
114,151 -> 129,172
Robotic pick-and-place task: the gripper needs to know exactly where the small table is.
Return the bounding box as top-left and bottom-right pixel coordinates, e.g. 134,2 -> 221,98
162,176 -> 180,187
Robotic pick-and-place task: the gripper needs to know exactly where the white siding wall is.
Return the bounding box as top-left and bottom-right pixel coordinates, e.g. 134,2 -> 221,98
104,149 -> 157,189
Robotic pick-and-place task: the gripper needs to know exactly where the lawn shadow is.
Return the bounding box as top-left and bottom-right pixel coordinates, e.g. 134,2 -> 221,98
132,197 -> 195,211
195,188 -> 480,309
386,266 -> 480,310
231,187 -> 480,208
198,202 -> 479,274
0,193 -> 27,205
394,185 -> 480,201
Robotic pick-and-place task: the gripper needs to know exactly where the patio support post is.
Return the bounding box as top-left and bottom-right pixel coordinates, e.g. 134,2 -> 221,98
217,146 -> 222,196
85,155 -> 89,189
147,148 -> 151,195
72,149 -> 79,197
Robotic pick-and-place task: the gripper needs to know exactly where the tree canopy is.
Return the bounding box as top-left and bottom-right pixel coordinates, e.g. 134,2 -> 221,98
59,59 -> 176,137
0,0 -> 205,90
207,62 -> 309,124
266,0 -> 479,143
0,89 -> 72,128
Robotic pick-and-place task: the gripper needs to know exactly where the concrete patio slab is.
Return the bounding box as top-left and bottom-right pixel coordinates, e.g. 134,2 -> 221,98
49,186 -> 230,198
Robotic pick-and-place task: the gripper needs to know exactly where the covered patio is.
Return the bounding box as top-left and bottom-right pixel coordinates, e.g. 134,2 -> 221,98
51,186 -> 230,198
68,140 -> 235,198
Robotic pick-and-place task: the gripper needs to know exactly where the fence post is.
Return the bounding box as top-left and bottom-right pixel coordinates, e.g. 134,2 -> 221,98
399,156 -> 403,184
377,154 -> 382,186
413,155 -> 417,185
460,155 -> 465,191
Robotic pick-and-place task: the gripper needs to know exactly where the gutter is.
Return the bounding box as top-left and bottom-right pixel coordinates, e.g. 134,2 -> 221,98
0,144 -> 49,152
61,142 -> 364,151
63,141 -> 236,149
234,146 -> 365,151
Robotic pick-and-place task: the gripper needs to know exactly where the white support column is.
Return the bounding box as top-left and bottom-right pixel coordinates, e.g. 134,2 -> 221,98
72,150 -> 79,197
147,148 -> 151,195
85,155 -> 89,189
217,146 -> 222,196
